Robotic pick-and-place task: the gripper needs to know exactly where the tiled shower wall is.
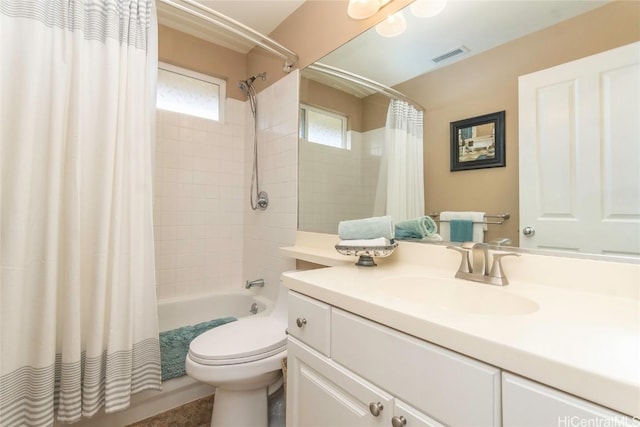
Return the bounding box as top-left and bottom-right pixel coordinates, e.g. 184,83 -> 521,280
299,127 -> 384,234
243,72 -> 298,302
153,71 -> 299,301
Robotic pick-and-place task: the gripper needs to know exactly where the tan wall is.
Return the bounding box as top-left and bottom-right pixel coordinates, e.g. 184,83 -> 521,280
393,0 -> 640,245
300,78 -> 364,132
158,24 -> 247,100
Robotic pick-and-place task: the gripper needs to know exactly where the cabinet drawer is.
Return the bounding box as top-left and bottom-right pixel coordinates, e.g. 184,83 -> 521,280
394,399 -> 445,427
331,309 -> 501,427
288,291 -> 331,356
502,373 -> 637,426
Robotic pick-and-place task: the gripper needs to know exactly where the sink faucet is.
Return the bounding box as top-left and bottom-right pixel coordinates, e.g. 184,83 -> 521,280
447,242 -> 519,286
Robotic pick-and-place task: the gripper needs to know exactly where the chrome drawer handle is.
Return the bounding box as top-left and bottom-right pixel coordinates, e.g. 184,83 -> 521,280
296,317 -> 307,327
392,415 -> 407,427
369,402 -> 384,417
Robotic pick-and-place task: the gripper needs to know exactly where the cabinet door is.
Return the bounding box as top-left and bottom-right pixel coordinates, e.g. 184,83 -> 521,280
286,337 -> 392,427
502,373 -> 639,427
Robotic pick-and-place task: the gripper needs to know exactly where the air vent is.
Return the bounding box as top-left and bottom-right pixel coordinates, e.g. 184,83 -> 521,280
432,46 -> 470,64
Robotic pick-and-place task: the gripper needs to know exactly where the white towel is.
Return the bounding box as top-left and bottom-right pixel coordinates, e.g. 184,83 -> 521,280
439,211 -> 486,243
338,237 -> 391,247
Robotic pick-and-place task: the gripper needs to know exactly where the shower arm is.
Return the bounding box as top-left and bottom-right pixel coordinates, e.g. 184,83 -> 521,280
158,0 -> 298,72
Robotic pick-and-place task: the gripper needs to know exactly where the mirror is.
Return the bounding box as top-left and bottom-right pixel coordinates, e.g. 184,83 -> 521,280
298,0 -> 640,259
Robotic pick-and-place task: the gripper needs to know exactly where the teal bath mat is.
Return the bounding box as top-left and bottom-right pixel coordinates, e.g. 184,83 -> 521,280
160,316 -> 237,381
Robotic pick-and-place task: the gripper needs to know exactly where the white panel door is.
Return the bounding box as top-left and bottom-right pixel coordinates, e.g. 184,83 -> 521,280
519,42 -> 640,256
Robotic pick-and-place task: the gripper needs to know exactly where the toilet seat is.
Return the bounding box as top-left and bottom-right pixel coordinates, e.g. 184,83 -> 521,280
189,317 -> 287,366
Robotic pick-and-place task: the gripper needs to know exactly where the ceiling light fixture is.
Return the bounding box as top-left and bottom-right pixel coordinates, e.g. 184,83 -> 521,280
375,11 -> 407,37
410,0 -> 448,18
347,0 -> 393,20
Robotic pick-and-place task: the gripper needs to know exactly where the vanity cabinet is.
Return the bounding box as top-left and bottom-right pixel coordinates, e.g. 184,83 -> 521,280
286,291 -> 499,427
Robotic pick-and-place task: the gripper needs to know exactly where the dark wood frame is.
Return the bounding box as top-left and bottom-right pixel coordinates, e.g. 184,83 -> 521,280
450,111 -> 505,171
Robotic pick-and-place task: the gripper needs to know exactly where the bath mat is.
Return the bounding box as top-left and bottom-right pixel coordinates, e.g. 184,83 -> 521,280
160,316 -> 237,381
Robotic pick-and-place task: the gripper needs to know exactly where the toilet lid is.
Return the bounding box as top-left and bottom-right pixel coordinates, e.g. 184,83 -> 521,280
188,317 -> 287,366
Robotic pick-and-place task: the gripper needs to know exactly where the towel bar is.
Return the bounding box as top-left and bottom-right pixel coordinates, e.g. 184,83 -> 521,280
428,212 -> 510,225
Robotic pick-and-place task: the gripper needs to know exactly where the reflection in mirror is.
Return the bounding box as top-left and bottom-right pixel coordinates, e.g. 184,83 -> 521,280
298,0 -> 640,259
299,65 -> 425,234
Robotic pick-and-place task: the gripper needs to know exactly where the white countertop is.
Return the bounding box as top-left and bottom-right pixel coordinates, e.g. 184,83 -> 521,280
282,261 -> 640,418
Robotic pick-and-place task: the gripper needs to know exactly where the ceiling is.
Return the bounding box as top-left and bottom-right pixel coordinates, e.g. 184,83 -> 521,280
158,0 -> 609,90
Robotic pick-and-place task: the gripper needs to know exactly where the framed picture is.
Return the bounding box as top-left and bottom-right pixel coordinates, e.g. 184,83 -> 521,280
450,111 -> 505,171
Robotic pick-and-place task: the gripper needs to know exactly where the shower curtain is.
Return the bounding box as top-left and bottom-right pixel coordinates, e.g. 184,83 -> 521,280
376,99 -> 425,222
0,1 -> 161,425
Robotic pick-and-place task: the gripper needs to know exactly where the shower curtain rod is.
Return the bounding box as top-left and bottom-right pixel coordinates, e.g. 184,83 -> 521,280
158,0 -> 299,72
308,62 -> 424,111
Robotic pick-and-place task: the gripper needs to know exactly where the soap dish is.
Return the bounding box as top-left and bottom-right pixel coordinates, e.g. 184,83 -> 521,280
335,241 -> 398,267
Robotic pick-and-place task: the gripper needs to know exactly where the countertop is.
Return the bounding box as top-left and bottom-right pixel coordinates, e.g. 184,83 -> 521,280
282,261 -> 640,418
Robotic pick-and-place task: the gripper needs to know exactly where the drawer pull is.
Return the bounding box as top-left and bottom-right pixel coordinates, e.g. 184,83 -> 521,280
296,317 -> 307,327
392,416 -> 407,427
369,402 -> 384,417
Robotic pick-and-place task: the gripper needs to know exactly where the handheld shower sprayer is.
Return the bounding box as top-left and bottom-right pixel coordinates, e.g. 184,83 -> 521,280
238,71 -> 270,211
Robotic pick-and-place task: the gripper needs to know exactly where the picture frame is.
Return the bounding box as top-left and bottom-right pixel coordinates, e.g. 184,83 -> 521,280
450,111 -> 505,171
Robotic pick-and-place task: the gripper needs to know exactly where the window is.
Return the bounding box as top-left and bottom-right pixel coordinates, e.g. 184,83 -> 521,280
156,62 -> 225,121
300,104 -> 349,149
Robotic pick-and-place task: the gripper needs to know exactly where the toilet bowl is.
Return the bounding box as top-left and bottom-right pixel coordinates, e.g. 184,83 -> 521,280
185,284 -> 288,427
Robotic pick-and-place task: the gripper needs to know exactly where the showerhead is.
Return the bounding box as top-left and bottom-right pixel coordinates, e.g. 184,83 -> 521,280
247,72 -> 267,85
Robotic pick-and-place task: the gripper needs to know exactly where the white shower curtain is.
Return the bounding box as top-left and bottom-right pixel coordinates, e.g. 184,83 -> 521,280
0,1 -> 161,425
377,99 -> 425,222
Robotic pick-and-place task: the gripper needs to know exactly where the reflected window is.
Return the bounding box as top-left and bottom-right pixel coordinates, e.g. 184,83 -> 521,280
157,62 -> 225,121
300,104 -> 349,149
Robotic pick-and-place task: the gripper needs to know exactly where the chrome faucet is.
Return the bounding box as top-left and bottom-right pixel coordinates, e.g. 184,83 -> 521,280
245,278 -> 265,289
447,242 -> 519,286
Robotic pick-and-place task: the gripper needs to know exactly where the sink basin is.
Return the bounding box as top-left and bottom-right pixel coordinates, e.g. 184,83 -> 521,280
374,276 -> 539,316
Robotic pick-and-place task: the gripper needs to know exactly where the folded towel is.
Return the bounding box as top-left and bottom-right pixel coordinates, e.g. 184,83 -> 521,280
159,316 -> 237,381
338,215 -> 394,240
394,216 -> 438,240
449,219 -> 473,242
439,211 -> 486,242
338,237 -> 391,247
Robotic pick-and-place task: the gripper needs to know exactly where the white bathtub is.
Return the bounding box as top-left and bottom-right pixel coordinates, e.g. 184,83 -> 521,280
62,290 -> 273,427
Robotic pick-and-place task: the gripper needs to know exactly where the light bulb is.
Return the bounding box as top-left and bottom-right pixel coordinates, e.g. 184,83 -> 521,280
347,0 -> 380,19
375,11 -> 407,37
410,0 -> 448,18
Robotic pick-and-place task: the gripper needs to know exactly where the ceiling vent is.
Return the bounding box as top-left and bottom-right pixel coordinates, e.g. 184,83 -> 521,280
432,46 -> 469,64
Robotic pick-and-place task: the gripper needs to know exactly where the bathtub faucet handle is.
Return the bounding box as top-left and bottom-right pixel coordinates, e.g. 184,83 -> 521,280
245,278 -> 265,289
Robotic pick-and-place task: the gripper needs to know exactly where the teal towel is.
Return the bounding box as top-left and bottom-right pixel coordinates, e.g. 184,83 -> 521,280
450,219 -> 473,242
159,316 -> 237,381
395,216 -> 438,239
338,215 -> 394,240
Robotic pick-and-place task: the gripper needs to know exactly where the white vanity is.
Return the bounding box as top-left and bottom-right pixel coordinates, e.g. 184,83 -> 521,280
281,234 -> 640,426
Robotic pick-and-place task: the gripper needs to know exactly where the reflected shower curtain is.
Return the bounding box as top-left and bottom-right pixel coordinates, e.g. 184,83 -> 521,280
376,99 -> 425,222
0,1 -> 161,425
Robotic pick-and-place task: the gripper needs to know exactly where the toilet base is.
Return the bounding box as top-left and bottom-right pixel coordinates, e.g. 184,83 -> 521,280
211,387 -> 268,427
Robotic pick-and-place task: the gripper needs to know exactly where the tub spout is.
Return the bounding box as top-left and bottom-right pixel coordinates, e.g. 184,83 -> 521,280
245,278 -> 265,289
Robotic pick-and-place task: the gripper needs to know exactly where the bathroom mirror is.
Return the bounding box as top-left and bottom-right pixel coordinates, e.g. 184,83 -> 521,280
298,0 -> 640,259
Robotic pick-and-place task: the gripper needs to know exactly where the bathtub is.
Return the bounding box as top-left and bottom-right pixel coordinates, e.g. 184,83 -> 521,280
61,290 -> 273,427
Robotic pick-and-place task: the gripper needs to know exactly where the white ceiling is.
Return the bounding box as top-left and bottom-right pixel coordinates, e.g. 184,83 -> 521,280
158,0 -> 609,91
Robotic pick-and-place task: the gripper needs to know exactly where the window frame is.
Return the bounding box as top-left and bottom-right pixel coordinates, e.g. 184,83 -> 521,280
157,61 -> 226,122
299,103 -> 349,150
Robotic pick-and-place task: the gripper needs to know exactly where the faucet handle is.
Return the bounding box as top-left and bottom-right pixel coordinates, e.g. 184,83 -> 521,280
447,245 -> 471,273
489,252 -> 520,285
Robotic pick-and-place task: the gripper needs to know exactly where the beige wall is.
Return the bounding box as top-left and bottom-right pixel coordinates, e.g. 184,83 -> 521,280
158,24 -> 247,100
393,0 -> 640,245
300,78 -> 364,132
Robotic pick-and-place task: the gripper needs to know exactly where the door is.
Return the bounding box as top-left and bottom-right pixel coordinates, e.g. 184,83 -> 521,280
519,42 -> 640,256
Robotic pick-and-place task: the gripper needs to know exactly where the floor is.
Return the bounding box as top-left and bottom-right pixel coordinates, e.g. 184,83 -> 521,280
126,394 -> 214,427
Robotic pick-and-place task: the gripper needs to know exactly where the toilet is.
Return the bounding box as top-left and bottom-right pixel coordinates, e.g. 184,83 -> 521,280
185,283 -> 288,427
